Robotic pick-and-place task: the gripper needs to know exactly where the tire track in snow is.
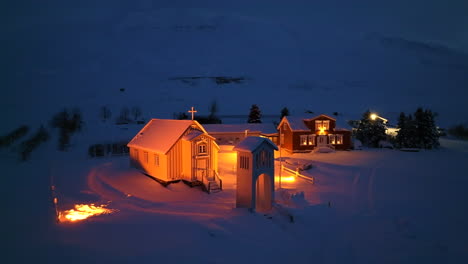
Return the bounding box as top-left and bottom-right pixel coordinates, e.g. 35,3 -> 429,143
87,163 -> 230,219
351,171 -> 361,212
351,167 -> 376,215
367,167 -> 376,214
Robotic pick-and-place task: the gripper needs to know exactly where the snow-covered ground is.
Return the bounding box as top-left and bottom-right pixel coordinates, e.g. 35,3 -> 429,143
3,127 -> 468,263
3,2 -> 468,263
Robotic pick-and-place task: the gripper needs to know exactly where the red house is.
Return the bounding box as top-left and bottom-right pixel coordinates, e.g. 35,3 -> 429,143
278,114 -> 352,152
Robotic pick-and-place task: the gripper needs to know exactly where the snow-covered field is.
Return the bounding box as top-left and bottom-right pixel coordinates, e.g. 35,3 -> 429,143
3,2 -> 468,263
3,129 -> 468,263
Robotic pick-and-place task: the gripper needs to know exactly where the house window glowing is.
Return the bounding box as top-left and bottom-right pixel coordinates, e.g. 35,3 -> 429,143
315,120 -> 330,131
329,134 -> 343,144
198,144 -> 207,155
336,134 -> 343,144
143,151 -> 148,163
280,133 -> 284,145
310,134 -> 315,145
154,154 -> 159,166
300,135 -> 315,146
315,120 -> 322,131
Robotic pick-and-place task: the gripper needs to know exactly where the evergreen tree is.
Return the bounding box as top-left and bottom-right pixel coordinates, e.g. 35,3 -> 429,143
395,112 -> 417,148
280,107 -> 290,120
406,114 -> 418,148
355,110 -> 387,147
205,100 -> 222,123
175,112 -> 189,120
117,107 -> 130,124
414,107 -> 425,147
414,108 -> 439,149
427,109 -> 440,148
395,112 -> 408,148
395,108 -> 440,149
247,104 -> 262,123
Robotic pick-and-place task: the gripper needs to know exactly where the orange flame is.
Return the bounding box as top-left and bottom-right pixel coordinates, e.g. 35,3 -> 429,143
59,204 -> 117,222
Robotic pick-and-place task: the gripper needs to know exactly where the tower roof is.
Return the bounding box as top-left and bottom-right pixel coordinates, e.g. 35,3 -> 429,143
233,136 -> 278,153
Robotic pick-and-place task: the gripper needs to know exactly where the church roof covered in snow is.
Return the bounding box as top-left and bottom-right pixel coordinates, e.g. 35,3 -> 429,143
127,119 -> 206,154
182,129 -> 204,141
233,136 -> 278,152
203,123 -> 278,135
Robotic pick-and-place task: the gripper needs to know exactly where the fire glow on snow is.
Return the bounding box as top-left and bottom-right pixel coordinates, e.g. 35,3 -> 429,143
60,204 -> 117,222
275,176 -> 296,183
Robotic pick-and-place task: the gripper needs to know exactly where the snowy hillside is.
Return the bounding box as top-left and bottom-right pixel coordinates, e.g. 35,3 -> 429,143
3,1 -> 468,131
2,3 -> 468,262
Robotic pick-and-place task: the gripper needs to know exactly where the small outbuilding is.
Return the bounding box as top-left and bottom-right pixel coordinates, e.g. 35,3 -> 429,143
233,136 -> 278,212
127,119 -> 221,191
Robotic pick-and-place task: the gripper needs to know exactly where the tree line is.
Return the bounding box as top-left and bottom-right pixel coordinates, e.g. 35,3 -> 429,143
355,108 -> 440,149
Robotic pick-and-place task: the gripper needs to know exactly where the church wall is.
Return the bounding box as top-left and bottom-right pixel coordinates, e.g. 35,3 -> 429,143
167,139 -> 183,180
181,139 -> 193,181
129,147 -> 169,181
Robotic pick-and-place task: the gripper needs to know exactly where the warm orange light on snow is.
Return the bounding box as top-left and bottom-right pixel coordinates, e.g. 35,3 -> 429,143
276,176 -> 296,183
222,152 -> 238,163
59,204 -> 117,222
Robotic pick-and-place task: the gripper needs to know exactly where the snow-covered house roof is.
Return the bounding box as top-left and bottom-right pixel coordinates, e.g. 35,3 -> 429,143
304,114 -> 336,121
277,115 -> 314,131
203,123 -> 278,135
233,136 -> 278,153
127,119 -> 208,154
278,114 -> 351,131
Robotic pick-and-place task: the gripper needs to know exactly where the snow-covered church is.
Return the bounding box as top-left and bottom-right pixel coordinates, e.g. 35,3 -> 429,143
127,119 -> 222,192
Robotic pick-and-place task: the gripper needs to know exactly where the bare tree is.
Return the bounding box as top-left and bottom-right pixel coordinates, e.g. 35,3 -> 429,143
100,106 -> 112,122
116,107 -> 130,124
131,106 -> 142,121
